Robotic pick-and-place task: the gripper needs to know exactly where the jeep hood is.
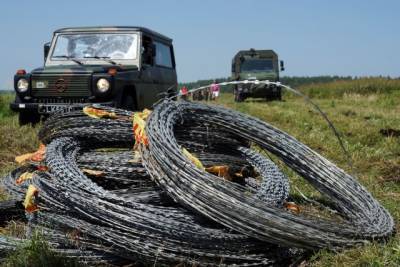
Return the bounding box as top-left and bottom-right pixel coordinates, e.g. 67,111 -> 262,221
31,65 -> 110,75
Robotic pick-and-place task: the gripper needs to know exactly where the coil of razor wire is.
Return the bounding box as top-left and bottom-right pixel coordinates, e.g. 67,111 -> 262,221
0,84 -> 394,265
141,100 -> 394,250
37,136 -> 300,265
1,105 -> 302,266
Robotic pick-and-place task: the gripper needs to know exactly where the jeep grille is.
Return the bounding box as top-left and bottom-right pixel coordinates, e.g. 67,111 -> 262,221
31,75 -> 91,97
35,98 -> 88,104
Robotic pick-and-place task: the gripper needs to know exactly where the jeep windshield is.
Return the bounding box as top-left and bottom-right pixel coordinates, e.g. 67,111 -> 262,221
240,59 -> 273,72
51,33 -> 138,63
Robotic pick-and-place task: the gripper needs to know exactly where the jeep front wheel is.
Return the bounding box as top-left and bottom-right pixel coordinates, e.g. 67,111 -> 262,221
121,93 -> 135,111
19,111 -> 40,126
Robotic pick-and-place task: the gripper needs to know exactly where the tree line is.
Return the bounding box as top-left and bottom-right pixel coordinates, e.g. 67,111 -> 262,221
179,75 -> 397,92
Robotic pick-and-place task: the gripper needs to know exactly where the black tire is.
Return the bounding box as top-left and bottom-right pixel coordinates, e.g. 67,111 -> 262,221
234,91 -> 244,102
276,88 -> 282,101
19,111 -> 40,126
120,92 -> 136,111
267,91 -> 282,101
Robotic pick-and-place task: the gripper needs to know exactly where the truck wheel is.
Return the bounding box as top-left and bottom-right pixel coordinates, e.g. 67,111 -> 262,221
268,91 -> 282,101
18,111 -> 40,126
275,93 -> 282,101
266,92 -> 277,101
276,88 -> 282,101
234,92 -> 244,102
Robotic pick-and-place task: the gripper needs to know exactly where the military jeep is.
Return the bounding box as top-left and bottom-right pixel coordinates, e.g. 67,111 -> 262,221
11,26 -> 178,125
231,49 -> 284,102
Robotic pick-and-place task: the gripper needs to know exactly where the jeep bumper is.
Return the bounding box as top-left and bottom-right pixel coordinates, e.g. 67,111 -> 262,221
237,84 -> 280,95
10,102 -> 115,114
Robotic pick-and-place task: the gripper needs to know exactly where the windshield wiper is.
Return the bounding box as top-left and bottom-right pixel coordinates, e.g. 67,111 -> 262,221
53,55 -> 84,65
84,56 -> 119,66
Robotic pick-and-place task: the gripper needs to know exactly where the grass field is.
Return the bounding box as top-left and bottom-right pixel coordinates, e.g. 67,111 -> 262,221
0,93 -> 38,183
1,78 -> 400,266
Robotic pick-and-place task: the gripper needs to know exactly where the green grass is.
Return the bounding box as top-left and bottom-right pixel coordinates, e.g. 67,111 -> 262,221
217,86 -> 400,266
296,77 -> 400,98
0,94 -> 15,120
1,232 -> 81,267
0,93 -> 39,180
1,79 -> 400,266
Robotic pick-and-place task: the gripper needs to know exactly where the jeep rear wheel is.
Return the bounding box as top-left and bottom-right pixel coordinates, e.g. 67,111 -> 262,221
19,111 -> 40,126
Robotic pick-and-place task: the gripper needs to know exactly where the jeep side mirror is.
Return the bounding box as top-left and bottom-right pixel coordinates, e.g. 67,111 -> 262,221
44,42 -> 51,63
280,60 -> 285,71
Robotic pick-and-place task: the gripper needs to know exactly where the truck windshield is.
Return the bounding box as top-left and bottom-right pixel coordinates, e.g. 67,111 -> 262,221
240,59 -> 273,72
51,33 -> 138,61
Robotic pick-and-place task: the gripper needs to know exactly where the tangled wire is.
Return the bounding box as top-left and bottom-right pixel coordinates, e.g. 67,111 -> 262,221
0,87 -> 395,266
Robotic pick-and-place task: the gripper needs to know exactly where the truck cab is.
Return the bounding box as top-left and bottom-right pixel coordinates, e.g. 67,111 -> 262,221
231,49 -> 284,102
11,26 -> 178,125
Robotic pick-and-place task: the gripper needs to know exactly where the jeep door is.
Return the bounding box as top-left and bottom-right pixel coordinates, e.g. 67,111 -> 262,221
153,41 -> 177,96
135,35 -> 159,110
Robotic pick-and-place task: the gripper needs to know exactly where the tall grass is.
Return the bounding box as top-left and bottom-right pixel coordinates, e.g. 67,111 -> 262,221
0,93 -> 14,119
0,93 -> 38,173
299,77 -> 400,98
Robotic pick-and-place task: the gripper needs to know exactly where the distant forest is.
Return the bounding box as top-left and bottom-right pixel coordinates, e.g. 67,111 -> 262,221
179,75 -> 396,91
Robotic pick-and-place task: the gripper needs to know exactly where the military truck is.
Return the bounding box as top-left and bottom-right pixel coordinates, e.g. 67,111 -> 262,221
11,26 -> 178,125
231,49 -> 284,102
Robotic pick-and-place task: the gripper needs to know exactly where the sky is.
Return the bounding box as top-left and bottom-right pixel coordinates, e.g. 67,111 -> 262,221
0,0 -> 399,89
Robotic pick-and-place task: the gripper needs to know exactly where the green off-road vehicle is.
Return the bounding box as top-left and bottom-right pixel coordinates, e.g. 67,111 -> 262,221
11,26 -> 177,125
231,49 -> 284,102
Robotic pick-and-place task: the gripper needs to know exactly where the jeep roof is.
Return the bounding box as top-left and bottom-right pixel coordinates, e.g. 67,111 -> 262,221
54,26 -> 172,42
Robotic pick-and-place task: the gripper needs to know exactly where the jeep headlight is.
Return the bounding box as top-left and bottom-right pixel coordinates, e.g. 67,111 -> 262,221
17,78 -> 29,93
96,78 -> 110,93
